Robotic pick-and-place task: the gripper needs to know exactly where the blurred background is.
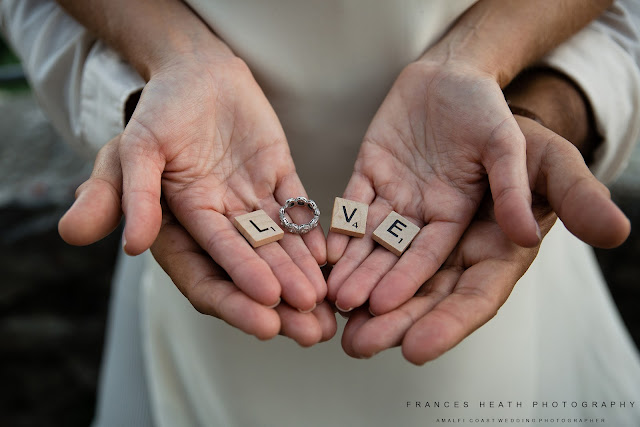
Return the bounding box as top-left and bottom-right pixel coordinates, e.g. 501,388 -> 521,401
0,37 -> 121,426
1,35 -> 639,426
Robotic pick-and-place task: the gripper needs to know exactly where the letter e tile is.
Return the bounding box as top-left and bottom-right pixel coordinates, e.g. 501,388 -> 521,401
233,210 -> 284,248
329,197 -> 368,237
372,211 -> 420,256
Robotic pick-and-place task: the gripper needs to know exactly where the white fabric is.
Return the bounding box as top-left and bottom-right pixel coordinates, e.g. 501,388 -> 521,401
92,251 -> 153,427
141,222 -> 640,426
0,0 -> 145,156
540,27 -> 640,183
2,1 -> 640,425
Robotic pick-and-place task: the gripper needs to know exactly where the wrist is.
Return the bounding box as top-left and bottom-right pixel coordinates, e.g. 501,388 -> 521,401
417,1 -> 534,88
141,21 -> 237,80
504,68 -> 599,161
125,10 -> 236,80
419,38 -> 513,88
417,0 -> 613,89
57,0 -> 236,80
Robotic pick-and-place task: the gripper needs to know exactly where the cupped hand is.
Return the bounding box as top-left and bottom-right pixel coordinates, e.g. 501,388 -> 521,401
339,116 -> 630,364
327,60 -> 539,315
59,53 -> 327,318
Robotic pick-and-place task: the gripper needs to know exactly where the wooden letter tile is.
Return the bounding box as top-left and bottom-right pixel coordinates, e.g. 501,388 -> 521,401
233,210 -> 284,248
372,211 -> 420,256
330,197 -> 368,237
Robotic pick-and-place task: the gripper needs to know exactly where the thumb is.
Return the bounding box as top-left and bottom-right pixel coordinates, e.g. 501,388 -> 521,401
58,137 -> 123,246
483,116 -> 541,248
118,128 -> 166,255
542,137 -> 630,248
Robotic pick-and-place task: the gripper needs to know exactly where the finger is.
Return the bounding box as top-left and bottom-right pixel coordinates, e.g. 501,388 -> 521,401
341,307 -> 372,358
178,208 -> 283,307
277,234 -> 328,304
264,199 -> 327,303
334,247 -> 398,312
483,116 -> 540,247
275,173 -> 327,265
541,137 -> 630,248
275,303 -> 323,347
59,137 -> 123,246
311,302 -> 338,342
401,259 -> 520,365
368,219 -> 465,315
119,129 -> 166,255
350,269 -> 461,358
151,211 -> 281,340
326,198 -> 390,302
327,171 -> 376,265
255,238 -> 318,312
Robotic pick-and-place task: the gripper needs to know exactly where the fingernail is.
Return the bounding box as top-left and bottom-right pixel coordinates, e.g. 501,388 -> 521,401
298,303 -> 316,314
335,302 -> 353,313
267,298 -> 281,309
535,222 -> 542,241
368,306 -> 377,317
319,262 -> 328,268
122,234 -> 131,256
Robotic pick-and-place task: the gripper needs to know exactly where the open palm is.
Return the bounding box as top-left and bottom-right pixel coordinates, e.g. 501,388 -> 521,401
327,61 -> 539,315
59,54 -> 327,324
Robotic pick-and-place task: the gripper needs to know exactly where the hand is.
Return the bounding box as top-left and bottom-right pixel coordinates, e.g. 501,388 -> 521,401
339,116 -> 630,364
327,60 -> 539,315
58,53 -> 327,332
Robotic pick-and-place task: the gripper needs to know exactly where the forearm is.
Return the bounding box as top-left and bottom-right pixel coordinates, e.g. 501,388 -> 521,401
55,0 -> 234,80
422,0 -> 612,87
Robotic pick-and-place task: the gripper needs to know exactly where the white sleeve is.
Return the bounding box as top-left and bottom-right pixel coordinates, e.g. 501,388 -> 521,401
538,0 -> 640,184
0,0 -> 144,155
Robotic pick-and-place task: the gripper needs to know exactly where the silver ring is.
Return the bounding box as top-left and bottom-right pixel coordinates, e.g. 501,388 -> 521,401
279,196 -> 320,234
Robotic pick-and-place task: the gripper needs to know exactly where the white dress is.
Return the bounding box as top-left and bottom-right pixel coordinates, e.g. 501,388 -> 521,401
2,1 -> 640,426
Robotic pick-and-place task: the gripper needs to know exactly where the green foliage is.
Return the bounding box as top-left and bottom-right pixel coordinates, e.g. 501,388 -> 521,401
0,34 -> 29,92
0,36 -> 19,65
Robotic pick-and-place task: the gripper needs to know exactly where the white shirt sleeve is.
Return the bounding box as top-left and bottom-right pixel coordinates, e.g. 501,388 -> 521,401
538,0 -> 640,184
0,0 -> 144,156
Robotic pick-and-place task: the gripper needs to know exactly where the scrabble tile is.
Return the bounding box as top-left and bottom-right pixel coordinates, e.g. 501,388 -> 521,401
329,197 -> 368,237
372,211 -> 420,256
233,210 -> 284,248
